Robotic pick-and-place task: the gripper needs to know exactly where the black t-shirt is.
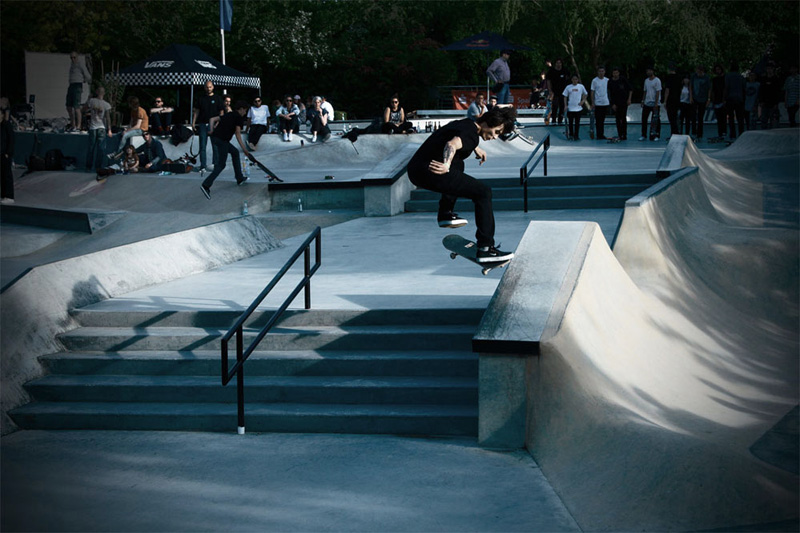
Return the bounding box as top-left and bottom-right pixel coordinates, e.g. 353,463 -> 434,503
759,74 -> 781,106
607,77 -> 632,107
546,67 -> 570,96
408,118 -> 480,176
664,73 -> 683,105
194,94 -> 225,123
211,111 -> 246,142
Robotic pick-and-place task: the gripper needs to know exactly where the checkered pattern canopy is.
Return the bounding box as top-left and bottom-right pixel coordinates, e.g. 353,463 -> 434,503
111,44 -> 260,89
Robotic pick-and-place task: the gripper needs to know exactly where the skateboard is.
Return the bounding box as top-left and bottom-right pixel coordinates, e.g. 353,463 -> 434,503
588,108 -> 596,139
247,154 -> 283,182
606,136 -> 622,143
649,109 -> 661,140
707,136 -> 732,145
443,234 -> 511,275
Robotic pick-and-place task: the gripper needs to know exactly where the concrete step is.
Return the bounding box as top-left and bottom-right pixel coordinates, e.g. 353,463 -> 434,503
40,350 -> 478,377
455,173 -> 656,189
58,325 -> 476,352
405,196 -> 633,212
9,401 -> 478,435
409,183 -> 650,200
25,375 -> 477,405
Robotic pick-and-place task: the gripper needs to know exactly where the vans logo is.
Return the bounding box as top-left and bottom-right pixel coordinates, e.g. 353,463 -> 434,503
145,61 -> 174,68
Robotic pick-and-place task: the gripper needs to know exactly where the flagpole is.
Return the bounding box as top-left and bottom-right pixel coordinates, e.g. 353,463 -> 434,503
221,28 -> 226,66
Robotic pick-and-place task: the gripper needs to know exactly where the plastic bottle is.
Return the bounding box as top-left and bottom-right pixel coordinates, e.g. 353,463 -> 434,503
297,198 -> 303,212
242,201 -> 248,215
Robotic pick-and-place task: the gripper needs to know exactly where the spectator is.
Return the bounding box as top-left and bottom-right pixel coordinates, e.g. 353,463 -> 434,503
121,144 -> 139,173
382,95 -> 414,134
66,51 -> 91,132
136,130 -> 166,172
608,66 -> 632,140
662,63 -> 682,137
759,62 -> 781,129
269,99 -> 282,132
487,50 -> 512,105
745,71 -> 761,131
276,96 -> 300,142
710,64 -> 727,139
321,96 -> 334,121
467,93 -> 488,121
149,96 -> 173,136
1,97 -> 14,204
724,61 -> 746,139
679,75 -> 693,135
108,96 -> 148,160
784,64 -> 799,127
307,96 -> 331,142
246,96 -> 270,150
536,71 -> 551,123
486,94 -> 498,112
690,65 -> 711,139
294,95 -> 307,124
223,95 -> 232,114
563,74 -> 588,140
547,59 -> 570,126
191,81 -> 225,171
640,67 -> 662,141
85,86 -> 112,171
200,100 -> 251,199
590,65 -> 611,140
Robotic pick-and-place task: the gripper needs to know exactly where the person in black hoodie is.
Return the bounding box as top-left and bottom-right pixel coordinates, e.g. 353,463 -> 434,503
0,97 -> 14,204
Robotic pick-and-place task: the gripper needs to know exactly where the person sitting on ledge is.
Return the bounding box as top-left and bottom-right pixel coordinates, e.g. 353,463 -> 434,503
136,131 -> 166,172
381,94 -> 414,134
149,96 -> 174,136
307,96 -> 331,142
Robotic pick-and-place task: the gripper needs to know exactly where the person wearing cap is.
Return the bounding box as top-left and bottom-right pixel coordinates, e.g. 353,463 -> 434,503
136,130 -> 166,172
487,49 -> 512,105
246,96 -> 270,150
200,100 -> 251,199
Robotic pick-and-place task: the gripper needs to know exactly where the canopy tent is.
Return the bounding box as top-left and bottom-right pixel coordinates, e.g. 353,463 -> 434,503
440,31 -> 532,103
111,44 -> 260,114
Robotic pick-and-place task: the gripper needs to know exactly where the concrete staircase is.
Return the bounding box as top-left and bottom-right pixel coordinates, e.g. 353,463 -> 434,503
404,173 -> 659,212
10,308 -> 482,436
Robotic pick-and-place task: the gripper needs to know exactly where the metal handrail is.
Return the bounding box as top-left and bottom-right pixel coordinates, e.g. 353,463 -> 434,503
519,132 -> 550,213
221,226 -> 322,434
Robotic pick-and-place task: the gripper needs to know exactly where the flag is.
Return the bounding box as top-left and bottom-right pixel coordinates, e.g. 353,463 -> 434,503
220,0 -> 232,32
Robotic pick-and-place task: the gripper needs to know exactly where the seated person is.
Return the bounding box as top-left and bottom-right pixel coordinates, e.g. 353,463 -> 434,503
149,96 -> 173,136
381,95 -> 414,134
306,96 -> 331,142
294,95 -> 307,124
108,96 -> 148,160
467,93 -> 488,121
246,96 -> 270,150
276,95 -> 300,142
136,130 -> 166,172
98,144 -> 138,181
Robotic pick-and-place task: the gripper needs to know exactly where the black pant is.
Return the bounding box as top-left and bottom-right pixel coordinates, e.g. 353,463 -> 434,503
726,101 -> 746,138
666,103 -> 680,135
1,154 -> 13,200
613,103 -> 628,138
310,115 -> 331,137
788,105 -> 799,127
381,121 -> 414,134
248,124 -> 267,146
408,165 -> 495,248
567,110 -> 582,139
679,103 -> 693,134
692,101 -> 707,137
150,112 -> 172,135
713,104 -> 727,137
551,96 -> 566,124
279,116 -> 299,133
594,105 -> 609,138
202,136 -> 243,190
641,105 -> 656,137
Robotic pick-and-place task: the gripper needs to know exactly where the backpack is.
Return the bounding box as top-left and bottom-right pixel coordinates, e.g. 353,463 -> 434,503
170,125 -> 193,146
44,149 -> 64,171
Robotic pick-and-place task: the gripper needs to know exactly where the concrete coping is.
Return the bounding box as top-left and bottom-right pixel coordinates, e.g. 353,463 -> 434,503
656,135 -> 690,178
472,220 -> 597,356
626,166 -> 699,208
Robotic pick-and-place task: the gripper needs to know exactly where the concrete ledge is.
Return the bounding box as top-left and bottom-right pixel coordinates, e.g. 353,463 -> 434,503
655,134 -> 690,179
0,217 -> 282,435
0,204 -> 126,233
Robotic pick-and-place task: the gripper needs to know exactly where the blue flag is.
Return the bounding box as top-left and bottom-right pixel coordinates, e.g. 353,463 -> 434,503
220,0 -> 232,32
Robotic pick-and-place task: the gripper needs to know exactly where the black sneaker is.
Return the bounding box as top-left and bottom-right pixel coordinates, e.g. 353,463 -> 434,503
438,212 -> 468,228
237,176 -> 248,186
200,185 -> 211,199
476,246 -> 514,263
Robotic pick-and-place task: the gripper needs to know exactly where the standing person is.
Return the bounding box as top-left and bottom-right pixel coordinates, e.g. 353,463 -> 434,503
467,93 -> 488,121
0,97 -> 14,204
276,96 -> 300,142
487,50 -> 512,105
710,64 -> 727,139
590,66 -> 611,139
191,81 -> 225,172
547,59 -> 570,126
537,71 -> 551,124
784,65 -> 799,127
407,106 -> 516,262
608,66 -> 632,140
382,95 -> 414,134
724,61 -> 746,139
307,96 -> 331,142
200,100 -> 251,199
679,75 -> 694,135
108,96 -> 148,160
759,62 -> 781,130
66,51 -> 91,132
662,63 -> 683,137
246,96 -> 270,150
745,71 -> 761,131
148,96 -> 173,136
640,67 -> 662,141
690,65 -> 711,139
563,75 -> 588,140
85,86 -> 112,172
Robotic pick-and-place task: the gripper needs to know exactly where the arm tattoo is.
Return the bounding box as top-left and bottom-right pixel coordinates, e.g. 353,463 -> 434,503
442,143 -> 456,167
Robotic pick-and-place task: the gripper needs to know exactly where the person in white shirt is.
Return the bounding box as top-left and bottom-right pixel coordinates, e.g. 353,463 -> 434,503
562,75 -> 588,140
590,66 -> 611,139
246,96 -> 270,150
321,96 -> 334,121
640,67 -> 662,141
66,52 -> 91,132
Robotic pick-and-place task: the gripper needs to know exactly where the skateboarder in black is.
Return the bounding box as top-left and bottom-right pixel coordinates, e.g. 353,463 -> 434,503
200,100 -> 251,199
407,106 -> 516,263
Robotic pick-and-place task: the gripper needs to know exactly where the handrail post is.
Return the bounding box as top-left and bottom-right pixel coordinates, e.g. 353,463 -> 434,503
236,327 -> 245,434
543,136 -> 549,176
304,246 -> 311,310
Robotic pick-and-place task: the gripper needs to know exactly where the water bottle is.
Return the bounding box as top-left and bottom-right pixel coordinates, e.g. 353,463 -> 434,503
242,201 -> 248,215
297,198 -> 303,212
242,159 -> 249,179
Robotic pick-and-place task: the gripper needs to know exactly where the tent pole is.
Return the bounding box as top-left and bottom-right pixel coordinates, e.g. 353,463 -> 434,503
190,85 -> 194,124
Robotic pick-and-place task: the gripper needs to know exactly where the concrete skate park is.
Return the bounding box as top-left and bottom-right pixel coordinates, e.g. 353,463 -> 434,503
0,121 -> 797,532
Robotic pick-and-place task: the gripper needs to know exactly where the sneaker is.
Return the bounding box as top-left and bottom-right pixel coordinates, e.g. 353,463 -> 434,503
0,197 -> 15,204
237,176 -> 248,186
200,184 -> 211,199
476,246 -> 514,263
638,136 -> 646,141
653,136 -> 660,142
438,212 -> 468,228
311,135 -> 317,142
283,133 -> 288,142
107,151 -> 119,160
288,132 -> 293,141
95,174 -> 106,182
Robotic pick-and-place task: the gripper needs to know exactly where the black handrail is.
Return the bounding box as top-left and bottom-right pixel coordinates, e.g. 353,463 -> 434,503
221,226 -> 322,434
519,132 -> 550,213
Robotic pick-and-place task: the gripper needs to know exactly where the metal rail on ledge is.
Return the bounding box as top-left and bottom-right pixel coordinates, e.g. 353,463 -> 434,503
519,132 -> 550,213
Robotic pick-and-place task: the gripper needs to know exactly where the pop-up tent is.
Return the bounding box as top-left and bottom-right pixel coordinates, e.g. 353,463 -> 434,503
112,43 -> 261,111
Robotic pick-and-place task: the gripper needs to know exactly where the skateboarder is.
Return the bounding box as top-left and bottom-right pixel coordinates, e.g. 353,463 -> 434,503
200,100 -> 251,199
407,106 -> 516,263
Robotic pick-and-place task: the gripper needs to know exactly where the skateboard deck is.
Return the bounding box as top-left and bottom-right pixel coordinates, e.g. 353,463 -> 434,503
606,136 -> 622,143
588,108 -> 596,139
649,111 -> 661,140
247,154 -> 283,182
443,234 -> 511,275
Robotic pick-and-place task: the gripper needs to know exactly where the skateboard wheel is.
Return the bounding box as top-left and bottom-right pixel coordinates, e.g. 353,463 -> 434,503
450,253 -> 458,260
482,268 -> 489,275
